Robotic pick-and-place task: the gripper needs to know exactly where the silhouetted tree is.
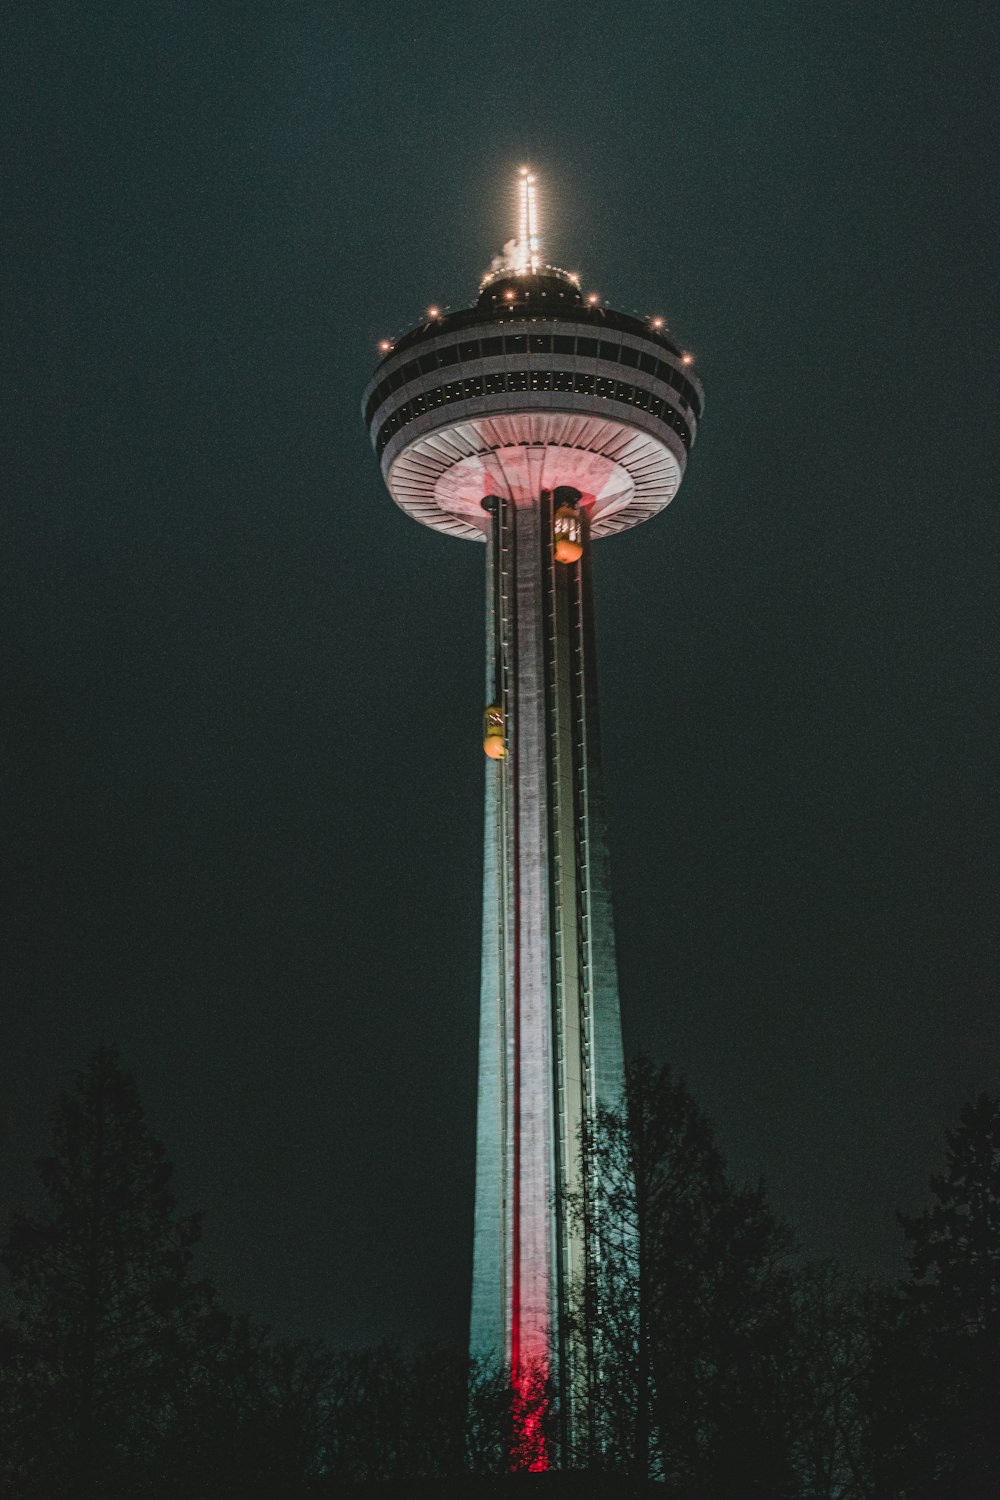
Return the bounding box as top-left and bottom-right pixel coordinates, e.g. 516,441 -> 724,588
570,1055 -> 800,1493
312,1344 -> 554,1483
0,1048 -> 226,1499
465,1358 -> 556,1475
868,1093 -> 1000,1499
322,1342 -> 460,1482
155,1315 -> 341,1497
0,1052 -> 560,1494
782,1260 -> 874,1499
0,1320 -> 45,1498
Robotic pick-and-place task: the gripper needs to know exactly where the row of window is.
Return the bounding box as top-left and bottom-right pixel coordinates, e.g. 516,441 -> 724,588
374,371 -> 693,457
365,335 -> 702,426
388,301 -> 686,363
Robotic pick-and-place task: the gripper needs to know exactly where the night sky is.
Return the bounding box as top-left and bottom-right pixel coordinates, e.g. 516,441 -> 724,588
4,2 -> 998,1350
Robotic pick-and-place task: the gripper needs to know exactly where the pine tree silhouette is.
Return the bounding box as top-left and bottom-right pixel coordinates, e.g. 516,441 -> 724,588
1,1047 -> 225,1499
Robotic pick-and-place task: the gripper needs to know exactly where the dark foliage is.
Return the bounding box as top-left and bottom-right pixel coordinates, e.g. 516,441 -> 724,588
0,1048 -> 227,1498
867,1093 -> 1000,1498
0,1051 -> 552,1495
568,1056 -> 876,1496
3,1053 -> 998,1498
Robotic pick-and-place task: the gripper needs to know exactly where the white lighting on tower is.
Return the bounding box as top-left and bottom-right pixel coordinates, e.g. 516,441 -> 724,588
527,172 -> 539,272
517,168 -> 529,274
517,166 -> 541,274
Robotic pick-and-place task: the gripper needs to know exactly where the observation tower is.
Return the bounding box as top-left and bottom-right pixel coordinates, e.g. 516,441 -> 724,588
362,169 -> 703,1465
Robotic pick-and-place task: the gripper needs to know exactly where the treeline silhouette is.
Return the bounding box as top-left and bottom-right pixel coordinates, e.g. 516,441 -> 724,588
1,1049 -> 997,1498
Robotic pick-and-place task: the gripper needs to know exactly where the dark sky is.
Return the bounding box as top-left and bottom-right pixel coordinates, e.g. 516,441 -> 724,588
4,1 -> 998,1349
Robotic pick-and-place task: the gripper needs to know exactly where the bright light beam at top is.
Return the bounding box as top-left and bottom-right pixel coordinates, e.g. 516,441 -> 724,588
521,168 -> 536,274
517,166 -> 541,274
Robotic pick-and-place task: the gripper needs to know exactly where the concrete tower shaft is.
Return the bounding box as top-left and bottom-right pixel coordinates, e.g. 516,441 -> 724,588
472,482 -> 626,1460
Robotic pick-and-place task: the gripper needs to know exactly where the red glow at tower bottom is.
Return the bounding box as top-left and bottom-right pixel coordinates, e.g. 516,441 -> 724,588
512,1366 -> 549,1472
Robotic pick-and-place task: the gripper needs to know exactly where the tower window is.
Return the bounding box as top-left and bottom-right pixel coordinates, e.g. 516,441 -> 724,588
373,372 -> 692,456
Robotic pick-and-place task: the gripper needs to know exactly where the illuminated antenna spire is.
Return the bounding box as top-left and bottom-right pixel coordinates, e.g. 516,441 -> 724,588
517,165 -> 541,274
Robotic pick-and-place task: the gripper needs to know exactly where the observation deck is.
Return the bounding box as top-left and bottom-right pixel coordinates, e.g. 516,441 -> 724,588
361,267 -> 704,542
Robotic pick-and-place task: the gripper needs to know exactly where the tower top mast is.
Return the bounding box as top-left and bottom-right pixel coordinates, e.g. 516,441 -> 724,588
516,166 -> 541,275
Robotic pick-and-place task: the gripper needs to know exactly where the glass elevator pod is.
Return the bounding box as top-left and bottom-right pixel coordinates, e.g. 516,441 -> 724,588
483,704 -> 506,760
554,504 -> 583,564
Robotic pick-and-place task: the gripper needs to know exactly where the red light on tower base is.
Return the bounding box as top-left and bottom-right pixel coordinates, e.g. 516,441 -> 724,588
512,1367 -> 549,1473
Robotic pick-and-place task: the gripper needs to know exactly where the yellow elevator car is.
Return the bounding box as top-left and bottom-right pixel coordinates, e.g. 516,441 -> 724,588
483,704 -> 506,759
